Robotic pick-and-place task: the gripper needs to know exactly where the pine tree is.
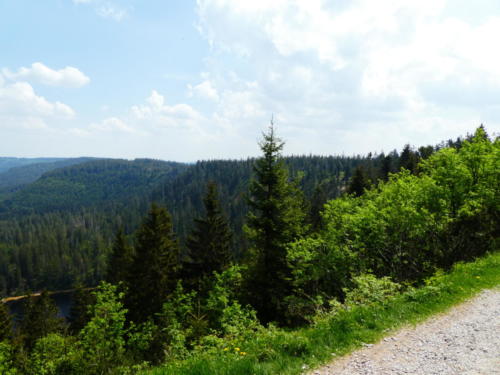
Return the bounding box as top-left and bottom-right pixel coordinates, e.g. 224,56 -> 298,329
347,165 -> 371,196
126,203 -> 180,323
399,144 -> 419,174
68,285 -> 95,334
105,228 -> 134,285
185,182 -> 233,291
20,291 -> 65,349
246,123 -> 307,323
0,302 -> 12,342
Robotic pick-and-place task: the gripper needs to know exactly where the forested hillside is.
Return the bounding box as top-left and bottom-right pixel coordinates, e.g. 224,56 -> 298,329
0,126 -> 496,375
0,157 -> 95,196
0,157 -> 68,174
0,132 -> 468,296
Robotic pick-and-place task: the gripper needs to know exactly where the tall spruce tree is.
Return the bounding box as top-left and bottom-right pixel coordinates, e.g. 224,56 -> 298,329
347,165 -> 371,196
68,284 -> 95,334
126,203 -> 180,323
246,123 -> 307,323
399,144 -> 419,174
185,182 -> 233,290
0,302 -> 12,342
105,228 -> 134,285
20,291 -> 65,349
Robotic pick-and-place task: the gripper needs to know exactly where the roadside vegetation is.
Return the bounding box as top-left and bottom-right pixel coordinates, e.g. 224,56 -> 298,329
0,125 -> 497,374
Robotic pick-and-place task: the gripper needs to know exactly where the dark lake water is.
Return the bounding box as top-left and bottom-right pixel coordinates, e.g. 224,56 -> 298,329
6,292 -> 74,322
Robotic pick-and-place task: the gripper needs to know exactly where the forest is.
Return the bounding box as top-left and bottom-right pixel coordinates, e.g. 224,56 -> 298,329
0,125 -> 498,374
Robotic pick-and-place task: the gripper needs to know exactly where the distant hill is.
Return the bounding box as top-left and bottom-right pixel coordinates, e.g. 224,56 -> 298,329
0,157 -> 96,194
0,157 -> 68,174
0,158 -> 188,216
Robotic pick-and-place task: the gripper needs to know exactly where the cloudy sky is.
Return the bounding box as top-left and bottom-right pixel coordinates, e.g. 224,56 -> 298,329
1,0 -> 499,161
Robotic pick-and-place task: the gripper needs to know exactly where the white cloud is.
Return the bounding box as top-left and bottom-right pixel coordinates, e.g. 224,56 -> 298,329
3,62 -> 90,88
0,81 -> 75,119
131,90 -> 203,130
194,0 -> 500,155
90,117 -> 137,133
188,80 -> 219,101
73,0 -> 128,21
96,4 -> 127,21
0,66 -> 76,131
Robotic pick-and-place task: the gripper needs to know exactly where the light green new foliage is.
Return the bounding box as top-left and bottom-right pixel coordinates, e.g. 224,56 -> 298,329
0,341 -> 18,375
29,333 -> 83,375
344,274 -> 401,307
79,282 -> 127,374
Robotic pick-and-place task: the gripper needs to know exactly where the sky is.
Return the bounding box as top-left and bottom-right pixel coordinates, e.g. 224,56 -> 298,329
1,0 -> 499,162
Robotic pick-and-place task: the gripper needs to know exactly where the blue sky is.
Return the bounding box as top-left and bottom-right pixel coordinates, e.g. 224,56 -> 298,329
1,0 -> 499,161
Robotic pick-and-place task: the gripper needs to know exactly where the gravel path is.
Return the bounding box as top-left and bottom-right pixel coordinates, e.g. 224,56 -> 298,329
310,289 -> 500,375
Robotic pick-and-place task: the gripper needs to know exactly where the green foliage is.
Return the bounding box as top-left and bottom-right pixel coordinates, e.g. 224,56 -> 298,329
126,203 -> 180,323
246,124 -> 308,323
185,182 -> 233,291
28,333 -> 83,375
0,341 -> 18,375
343,274 -> 401,307
68,286 -> 96,334
20,291 -> 66,350
79,282 -> 128,374
106,228 -> 134,285
0,302 -> 13,342
347,165 -> 371,197
147,251 -> 500,375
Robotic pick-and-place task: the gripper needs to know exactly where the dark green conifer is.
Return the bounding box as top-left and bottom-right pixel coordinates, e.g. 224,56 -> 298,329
105,228 -> 134,285
20,291 -> 65,349
126,203 -> 180,323
246,123 -> 307,323
399,144 -> 419,174
347,165 -> 371,196
0,302 -> 12,342
68,285 -> 95,334
185,182 -> 233,290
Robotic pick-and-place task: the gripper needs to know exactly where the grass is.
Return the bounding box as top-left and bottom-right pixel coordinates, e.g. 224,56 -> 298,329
145,251 -> 500,375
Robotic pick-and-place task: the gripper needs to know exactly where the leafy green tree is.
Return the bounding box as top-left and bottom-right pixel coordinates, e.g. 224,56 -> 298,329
126,203 -> 180,323
0,341 -> 18,375
29,333 -> 83,375
79,282 -> 127,374
245,123 -> 307,323
105,227 -> 134,285
185,182 -> 233,291
0,302 -> 12,342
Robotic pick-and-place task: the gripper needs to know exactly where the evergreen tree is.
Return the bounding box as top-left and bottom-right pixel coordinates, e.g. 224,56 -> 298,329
347,165 -> 371,196
185,182 -> 233,290
68,285 -> 95,334
126,203 -> 180,323
380,154 -> 393,181
246,123 -> 307,323
399,144 -> 419,174
20,291 -> 65,350
0,302 -> 12,342
105,228 -> 134,285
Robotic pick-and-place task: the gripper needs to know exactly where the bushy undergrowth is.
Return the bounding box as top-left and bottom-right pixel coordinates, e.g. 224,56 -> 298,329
146,251 -> 499,375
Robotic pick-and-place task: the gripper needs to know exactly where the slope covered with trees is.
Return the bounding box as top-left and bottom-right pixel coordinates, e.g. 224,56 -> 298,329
0,125 -> 496,375
0,157 -> 95,196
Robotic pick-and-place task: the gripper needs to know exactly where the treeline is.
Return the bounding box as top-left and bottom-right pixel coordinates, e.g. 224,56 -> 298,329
0,125 -> 497,374
0,133 -> 469,296
0,155 -> 368,295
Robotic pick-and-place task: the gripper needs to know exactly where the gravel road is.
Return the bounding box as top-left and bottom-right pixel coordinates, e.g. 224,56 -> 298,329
310,289 -> 500,375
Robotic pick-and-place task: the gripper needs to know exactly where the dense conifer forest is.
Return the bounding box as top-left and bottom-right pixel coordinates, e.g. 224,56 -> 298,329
0,125 -> 497,374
